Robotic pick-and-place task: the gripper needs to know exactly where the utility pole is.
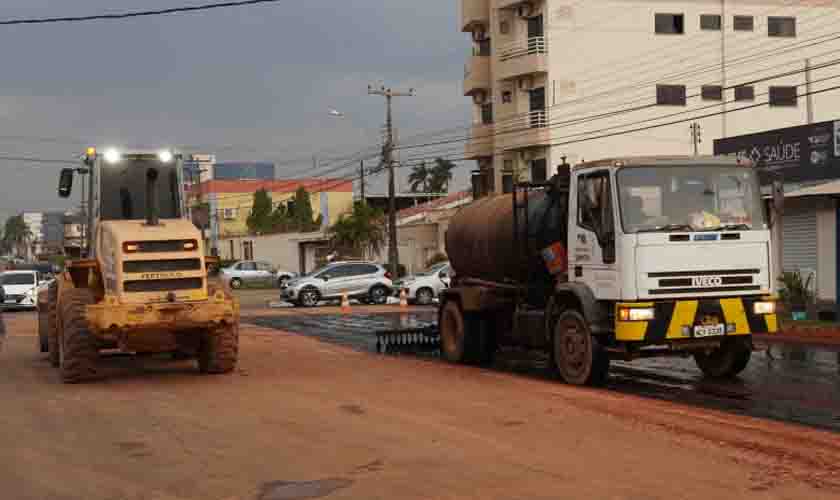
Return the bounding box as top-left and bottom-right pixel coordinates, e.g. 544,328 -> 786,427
359,159 -> 366,202
806,58 -> 814,124
690,122 -> 702,156
368,84 -> 415,277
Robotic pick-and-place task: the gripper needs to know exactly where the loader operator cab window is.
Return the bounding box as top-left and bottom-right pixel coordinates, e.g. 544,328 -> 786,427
577,171 -> 615,263
99,159 -> 182,221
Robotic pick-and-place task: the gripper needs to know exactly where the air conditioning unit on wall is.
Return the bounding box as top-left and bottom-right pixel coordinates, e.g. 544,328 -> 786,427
517,2 -> 534,18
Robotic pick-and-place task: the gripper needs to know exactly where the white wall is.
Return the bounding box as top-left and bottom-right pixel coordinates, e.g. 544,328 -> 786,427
218,231 -> 329,274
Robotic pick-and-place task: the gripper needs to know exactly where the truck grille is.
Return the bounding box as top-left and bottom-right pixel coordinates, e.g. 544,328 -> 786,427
123,259 -> 202,273
123,278 -> 203,293
648,268 -> 762,295
126,240 -> 197,253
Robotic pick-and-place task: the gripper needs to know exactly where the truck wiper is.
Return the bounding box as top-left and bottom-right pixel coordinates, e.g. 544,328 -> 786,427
637,224 -> 694,233
701,223 -> 751,232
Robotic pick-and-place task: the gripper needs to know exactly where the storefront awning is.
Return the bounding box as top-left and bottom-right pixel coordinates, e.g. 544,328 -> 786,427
783,179 -> 840,198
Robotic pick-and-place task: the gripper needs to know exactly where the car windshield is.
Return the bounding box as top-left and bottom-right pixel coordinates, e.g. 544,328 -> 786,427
617,165 -> 765,233
1,273 -> 35,285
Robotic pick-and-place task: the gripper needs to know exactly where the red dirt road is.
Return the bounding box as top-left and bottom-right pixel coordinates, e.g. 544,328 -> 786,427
1,311 -> 839,500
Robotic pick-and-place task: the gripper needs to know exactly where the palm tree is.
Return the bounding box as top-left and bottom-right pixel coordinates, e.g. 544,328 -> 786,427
408,162 -> 431,193
3,215 -> 32,258
427,158 -> 456,193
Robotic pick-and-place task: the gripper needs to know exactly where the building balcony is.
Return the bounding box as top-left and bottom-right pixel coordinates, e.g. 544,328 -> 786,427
461,0 -> 490,32
464,55 -> 491,96
495,0 -> 528,9
494,110 -> 551,151
496,36 -> 548,81
465,123 -> 494,159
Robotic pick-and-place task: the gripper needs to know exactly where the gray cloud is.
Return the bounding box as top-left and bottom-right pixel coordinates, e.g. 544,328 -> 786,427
0,0 -> 471,220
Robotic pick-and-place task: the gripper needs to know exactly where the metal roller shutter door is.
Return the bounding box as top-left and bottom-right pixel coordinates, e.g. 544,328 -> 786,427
782,208 -> 818,276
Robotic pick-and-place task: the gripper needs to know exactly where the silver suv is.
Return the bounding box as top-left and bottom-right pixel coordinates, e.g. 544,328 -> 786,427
221,260 -> 297,289
281,261 -> 393,307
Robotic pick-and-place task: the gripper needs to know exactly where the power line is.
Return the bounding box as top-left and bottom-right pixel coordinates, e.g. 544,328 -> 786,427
0,154 -> 77,165
0,0 -> 284,26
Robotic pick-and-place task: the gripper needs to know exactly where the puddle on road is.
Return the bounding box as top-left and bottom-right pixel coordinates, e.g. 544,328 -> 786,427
247,313 -> 840,432
258,479 -> 353,500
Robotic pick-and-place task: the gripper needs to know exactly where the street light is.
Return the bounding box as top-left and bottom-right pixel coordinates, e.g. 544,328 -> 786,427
327,109 -> 372,202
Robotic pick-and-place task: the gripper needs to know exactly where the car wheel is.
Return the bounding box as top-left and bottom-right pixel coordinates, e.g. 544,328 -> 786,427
229,278 -> 242,289
369,285 -> 389,305
415,287 -> 434,306
299,287 -> 321,307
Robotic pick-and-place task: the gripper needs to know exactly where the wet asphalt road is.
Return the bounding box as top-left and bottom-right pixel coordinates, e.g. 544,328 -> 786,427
247,311 -> 840,432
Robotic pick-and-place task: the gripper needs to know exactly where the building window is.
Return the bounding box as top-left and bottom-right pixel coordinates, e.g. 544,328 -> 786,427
701,85 -> 723,101
502,91 -> 513,104
734,16 -> 754,31
223,208 -> 238,220
768,17 -> 796,37
655,13 -> 684,34
475,38 -> 491,56
700,14 -> 721,31
480,103 -> 493,124
734,85 -> 755,101
769,86 -> 798,106
656,84 -> 686,105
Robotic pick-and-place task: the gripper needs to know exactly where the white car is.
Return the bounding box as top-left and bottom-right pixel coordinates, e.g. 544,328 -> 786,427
1,270 -> 41,310
395,262 -> 452,305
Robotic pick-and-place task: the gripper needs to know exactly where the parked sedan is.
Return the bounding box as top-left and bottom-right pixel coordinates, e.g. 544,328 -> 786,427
281,261 -> 393,307
221,260 -> 297,289
394,262 -> 451,305
1,270 -> 40,310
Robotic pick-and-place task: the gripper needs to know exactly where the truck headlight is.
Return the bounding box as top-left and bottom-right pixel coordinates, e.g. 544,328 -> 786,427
104,148 -> 122,164
618,307 -> 655,322
753,301 -> 776,315
158,150 -> 173,163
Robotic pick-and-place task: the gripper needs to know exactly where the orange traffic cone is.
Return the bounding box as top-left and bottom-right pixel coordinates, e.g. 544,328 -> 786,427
399,289 -> 408,308
340,292 -> 351,313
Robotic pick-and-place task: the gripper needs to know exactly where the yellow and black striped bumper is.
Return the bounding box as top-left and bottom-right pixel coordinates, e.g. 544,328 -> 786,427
615,297 -> 778,343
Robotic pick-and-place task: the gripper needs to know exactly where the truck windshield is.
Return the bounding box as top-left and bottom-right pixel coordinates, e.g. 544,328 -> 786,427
617,166 -> 765,233
99,159 -> 182,221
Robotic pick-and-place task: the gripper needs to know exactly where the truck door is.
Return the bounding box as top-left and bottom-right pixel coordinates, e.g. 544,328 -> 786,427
570,170 -> 619,300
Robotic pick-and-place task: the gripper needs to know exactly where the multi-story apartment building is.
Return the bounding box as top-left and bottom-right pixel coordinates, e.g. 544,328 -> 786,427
461,0 -> 840,194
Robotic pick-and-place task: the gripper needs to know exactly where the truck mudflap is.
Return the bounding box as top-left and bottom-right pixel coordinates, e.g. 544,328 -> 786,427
85,296 -> 239,334
615,297 -> 777,343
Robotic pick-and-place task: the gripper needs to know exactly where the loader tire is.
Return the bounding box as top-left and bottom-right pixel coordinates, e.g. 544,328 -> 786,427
198,322 -> 239,374
47,282 -> 60,367
59,288 -> 99,383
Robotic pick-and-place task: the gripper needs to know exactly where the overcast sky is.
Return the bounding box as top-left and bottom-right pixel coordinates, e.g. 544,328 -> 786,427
0,0 -> 471,220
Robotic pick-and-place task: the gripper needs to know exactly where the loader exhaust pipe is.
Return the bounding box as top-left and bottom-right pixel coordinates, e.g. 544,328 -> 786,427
146,167 -> 160,226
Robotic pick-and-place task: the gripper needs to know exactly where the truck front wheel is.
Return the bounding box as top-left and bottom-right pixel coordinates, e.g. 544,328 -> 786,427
198,322 -> 239,374
552,310 -> 609,386
694,337 -> 752,379
58,288 -> 99,383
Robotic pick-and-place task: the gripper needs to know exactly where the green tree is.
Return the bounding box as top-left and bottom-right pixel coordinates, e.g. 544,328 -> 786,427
3,215 -> 31,257
408,162 -> 431,193
290,187 -> 316,231
427,158 -> 456,193
328,201 -> 385,259
246,189 -> 274,234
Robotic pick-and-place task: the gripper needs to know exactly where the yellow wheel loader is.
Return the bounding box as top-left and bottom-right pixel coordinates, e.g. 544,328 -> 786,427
41,147 -> 239,383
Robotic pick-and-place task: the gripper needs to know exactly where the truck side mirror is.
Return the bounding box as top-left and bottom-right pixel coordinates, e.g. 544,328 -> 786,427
58,168 -> 74,198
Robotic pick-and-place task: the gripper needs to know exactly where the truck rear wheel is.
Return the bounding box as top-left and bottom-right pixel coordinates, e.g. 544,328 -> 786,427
694,337 -> 752,379
47,282 -> 59,367
552,310 -> 609,386
439,301 -> 489,365
198,322 -> 239,374
58,288 -> 99,383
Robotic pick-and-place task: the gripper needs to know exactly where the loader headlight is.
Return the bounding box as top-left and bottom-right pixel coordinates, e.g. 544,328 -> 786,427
158,150 -> 173,163
753,301 -> 776,315
104,148 -> 122,164
619,306 -> 655,322
123,242 -> 139,253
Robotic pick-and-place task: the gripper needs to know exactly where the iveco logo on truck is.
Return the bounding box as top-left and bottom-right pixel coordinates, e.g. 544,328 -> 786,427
692,276 -> 723,287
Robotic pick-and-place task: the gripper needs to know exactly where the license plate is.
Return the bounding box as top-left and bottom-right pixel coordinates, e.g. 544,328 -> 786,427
693,324 -> 725,338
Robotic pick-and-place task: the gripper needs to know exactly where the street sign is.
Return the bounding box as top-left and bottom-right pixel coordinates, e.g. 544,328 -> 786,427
714,120 -> 840,184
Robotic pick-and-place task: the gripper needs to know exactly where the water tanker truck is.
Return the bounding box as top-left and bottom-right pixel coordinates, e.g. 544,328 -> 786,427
441,156 -> 781,386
